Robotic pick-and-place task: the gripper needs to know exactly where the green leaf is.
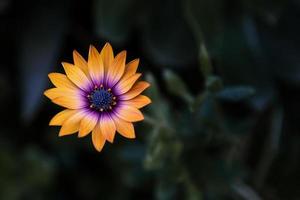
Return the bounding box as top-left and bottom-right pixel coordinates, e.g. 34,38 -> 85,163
196,93 -> 218,124
199,44 -> 213,78
192,91 -> 208,112
163,70 -> 193,103
145,73 -> 160,101
145,73 -> 170,122
205,75 -> 223,92
216,86 -> 255,102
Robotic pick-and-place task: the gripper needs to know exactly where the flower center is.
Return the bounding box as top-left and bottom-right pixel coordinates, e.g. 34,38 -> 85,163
88,85 -> 117,112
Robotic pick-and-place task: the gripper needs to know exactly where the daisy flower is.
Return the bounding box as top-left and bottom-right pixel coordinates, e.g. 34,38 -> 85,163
44,43 -> 151,152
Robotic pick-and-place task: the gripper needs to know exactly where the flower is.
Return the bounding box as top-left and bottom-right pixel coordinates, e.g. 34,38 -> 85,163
44,43 -> 151,152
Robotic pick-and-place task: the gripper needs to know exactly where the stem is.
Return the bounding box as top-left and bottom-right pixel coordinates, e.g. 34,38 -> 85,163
254,106 -> 283,189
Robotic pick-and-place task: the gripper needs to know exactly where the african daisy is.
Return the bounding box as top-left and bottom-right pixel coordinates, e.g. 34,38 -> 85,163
44,43 -> 151,152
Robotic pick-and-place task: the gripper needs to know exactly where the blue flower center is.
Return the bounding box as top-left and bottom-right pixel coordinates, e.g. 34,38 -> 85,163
88,86 -> 116,111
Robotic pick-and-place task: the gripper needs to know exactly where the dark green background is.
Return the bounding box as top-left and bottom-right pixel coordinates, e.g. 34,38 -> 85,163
0,0 -> 300,199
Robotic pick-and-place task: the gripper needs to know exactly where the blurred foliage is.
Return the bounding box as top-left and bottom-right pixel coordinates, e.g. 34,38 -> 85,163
0,140 -> 55,199
18,0 -> 70,121
1,0 -> 300,199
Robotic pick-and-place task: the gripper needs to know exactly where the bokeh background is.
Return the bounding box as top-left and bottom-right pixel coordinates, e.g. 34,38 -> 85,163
1,0 -> 300,199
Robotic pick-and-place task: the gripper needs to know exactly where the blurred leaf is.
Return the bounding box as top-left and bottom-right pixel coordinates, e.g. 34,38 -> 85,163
145,73 -> 161,102
205,75 -> 223,92
199,44 -> 213,78
254,106 -> 283,188
93,0 -> 137,44
194,93 -> 220,130
144,127 -> 182,171
145,73 -> 170,123
192,92 -> 208,112
212,15 -> 275,110
18,0 -> 70,121
0,142 -> 55,200
216,86 -> 255,102
231,181 -> 262,200
187,0 -> 278,111
144,127 -> 163,170
156,180 -> 180,200
186,184 -> 203,200
186,0 -> 224,49
163,69 -> 193,103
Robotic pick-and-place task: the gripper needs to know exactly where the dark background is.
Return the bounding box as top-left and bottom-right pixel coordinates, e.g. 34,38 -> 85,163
1,0 -> 300,199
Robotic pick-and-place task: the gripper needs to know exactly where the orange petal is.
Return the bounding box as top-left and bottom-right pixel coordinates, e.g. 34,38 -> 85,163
78,113 -> 98,137
115,105 -> 144,122
88,45 -> 104,85
92,123 -> 106,152
121,95 -> 151,109
52,96 -> 86,109
49,109 -> 77,126
100,114 -> 116,143
48,73 -> 76,89
114,73 -> 141,95
73,50 -> 90,78
100,42 -> 114,75
44,87 -> 81,100
120,58 -> 139,81
62,62 -> 91,91
113,116 -> 135,139
59,110 -> 85,136
120,81 -> 150,100
106,51 -> 126,87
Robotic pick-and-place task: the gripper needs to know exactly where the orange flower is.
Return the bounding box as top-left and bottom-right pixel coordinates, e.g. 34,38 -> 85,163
44,43 -> 151,152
